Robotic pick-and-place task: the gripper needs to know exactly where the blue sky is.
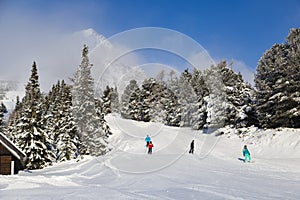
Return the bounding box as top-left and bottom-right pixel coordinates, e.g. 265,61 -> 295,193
1,0 -> 300,86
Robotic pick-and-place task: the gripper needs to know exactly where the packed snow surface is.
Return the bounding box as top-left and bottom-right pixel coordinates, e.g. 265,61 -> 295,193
1,115 -> 300,199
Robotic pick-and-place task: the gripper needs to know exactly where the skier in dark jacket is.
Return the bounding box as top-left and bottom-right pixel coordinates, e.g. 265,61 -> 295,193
148,141 -> 154,154
189,140 -> 194,154
243,145 -> 251,162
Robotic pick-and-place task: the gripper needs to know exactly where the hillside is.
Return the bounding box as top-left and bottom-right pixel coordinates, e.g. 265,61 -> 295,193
1,115 -> 299,199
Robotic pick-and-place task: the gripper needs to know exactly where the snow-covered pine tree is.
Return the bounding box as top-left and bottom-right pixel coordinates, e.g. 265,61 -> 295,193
217,61 -> 257,128
102,86 -> 112,114
191,69 -> 209,98
176,69 -> 198,127
101,86 -> 120,114
203,63 -> 228,129
255,28 -> 300,128
203,61 -> 257,129
121,80 -> 140,119
15,62 -> 55,169
95,98 -> 111,136
189,69 -> 209,130
56,81 -> 80,161
141,78 -> 159,122
44,81 -> 62,153
5,96 -> 22,141
153,79 -> 181,125
164,87 -> 181,127
111,87 -> 120,113
127,87 -> 143,121
72,45 -> 109,156
139,78 -> 161,122
165,75 -> 182,127
122,76 -> 181,125
0,102 -> 8,133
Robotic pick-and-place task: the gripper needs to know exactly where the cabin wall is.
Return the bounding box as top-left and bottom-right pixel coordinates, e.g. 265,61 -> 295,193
0,155 -> 11,175
0,143 -> 24,175
13,159 -> 24,174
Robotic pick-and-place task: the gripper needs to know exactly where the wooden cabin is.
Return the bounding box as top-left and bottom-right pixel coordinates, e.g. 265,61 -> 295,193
0,132 -> 26,175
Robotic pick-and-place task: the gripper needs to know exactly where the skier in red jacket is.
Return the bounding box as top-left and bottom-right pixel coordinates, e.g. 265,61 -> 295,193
148,141 -> 154,154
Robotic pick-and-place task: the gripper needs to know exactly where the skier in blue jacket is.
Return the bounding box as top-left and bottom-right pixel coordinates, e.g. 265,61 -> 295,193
145,135 -> 151,147
243,145 -> 251,162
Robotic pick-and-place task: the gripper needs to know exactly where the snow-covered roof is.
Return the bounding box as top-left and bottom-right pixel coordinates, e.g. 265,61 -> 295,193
0,132 -> 25,160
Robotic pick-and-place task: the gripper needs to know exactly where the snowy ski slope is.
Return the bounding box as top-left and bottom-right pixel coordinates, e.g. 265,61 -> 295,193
0,115 -> 299,199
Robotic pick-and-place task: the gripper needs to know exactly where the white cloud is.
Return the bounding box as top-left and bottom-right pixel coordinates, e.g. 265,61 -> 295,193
0,6 -> 144,95
188,51 -> 216,71
0,1 -> 109,92
231,59 -> 255,86
0,9 -> 82,91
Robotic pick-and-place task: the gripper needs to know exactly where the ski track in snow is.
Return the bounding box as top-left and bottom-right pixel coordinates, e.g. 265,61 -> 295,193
1,115 -> 300,200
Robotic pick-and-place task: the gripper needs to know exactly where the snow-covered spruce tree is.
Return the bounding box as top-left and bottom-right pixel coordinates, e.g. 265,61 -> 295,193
101,86 -> 112,114
149,78 -> 182,125
140,78 -> 168,122
121,80 -> 140,119
176,69 -> 199,127
56,81 -> 80,161
15,62 -> 54,169
203,61 -> 258,129
165,75 -> 182,127
95,99 -> 111,136
189,69 -> 209,130
43,80 -> 80,161
43,81 -> 62,153
110,87 -> 120,113
5,96 -> 22,141
127,87 -> 143,121
142,78 -> 160,122
101,86 -> 120,114
219,61 -> 257,128
203,63 -> 228,129
164,87 -> 181,127
72,45 -> 109,156
0,102 -> 8,133
255,28 -> 300,128
123,78 -> 156,122
123,76 -> 181,125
